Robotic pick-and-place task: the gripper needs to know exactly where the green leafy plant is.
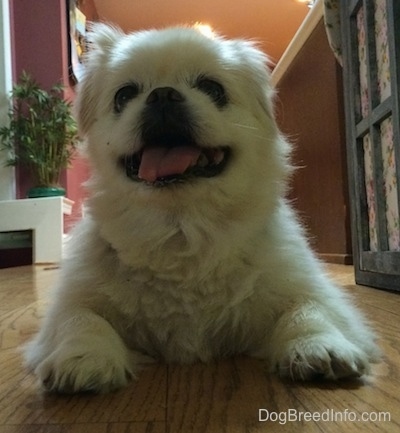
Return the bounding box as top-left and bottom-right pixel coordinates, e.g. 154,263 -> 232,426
0,71 -> 78,188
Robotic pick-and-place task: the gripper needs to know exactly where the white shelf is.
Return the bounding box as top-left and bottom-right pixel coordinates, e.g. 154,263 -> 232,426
0,197 -> 74,264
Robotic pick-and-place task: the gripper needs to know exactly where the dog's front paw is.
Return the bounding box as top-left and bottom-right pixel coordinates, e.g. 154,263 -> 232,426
274,334 -> 371,381
35,342 -> 135,393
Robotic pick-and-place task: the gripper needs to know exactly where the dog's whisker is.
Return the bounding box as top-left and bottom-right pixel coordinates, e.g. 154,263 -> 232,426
231,123 -> 271,141
232,123 -> 258,131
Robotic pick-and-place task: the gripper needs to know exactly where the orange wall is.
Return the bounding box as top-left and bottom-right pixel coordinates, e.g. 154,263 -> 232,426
93,0 -> 309,64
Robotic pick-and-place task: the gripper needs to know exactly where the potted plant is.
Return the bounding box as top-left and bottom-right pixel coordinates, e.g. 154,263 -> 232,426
0,72 -> 78,198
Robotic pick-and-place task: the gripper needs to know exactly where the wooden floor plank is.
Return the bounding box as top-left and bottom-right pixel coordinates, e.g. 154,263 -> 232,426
1,422 -> 166,433
0,264 -> 398,432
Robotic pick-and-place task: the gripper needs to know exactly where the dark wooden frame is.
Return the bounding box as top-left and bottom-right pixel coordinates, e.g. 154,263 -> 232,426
340,0 -> 400,291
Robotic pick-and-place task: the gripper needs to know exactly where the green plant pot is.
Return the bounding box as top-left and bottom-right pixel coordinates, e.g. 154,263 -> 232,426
27,186 -> 66,198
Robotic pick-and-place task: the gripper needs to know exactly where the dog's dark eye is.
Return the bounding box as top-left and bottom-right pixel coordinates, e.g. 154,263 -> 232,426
114,84 -> 139,113
196,78 -> 227,108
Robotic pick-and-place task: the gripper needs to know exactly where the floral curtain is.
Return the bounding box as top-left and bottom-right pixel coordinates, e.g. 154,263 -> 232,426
324,0 -> 400,251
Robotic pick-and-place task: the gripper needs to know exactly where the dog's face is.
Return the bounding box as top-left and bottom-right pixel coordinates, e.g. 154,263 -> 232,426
76,24 -> 290,213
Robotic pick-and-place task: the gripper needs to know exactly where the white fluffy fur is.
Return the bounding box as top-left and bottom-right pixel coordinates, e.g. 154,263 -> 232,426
24,24 -> 379,393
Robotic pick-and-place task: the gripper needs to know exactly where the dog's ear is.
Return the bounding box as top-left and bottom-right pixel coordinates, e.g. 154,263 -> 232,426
74,23 -> 124,135
86,22 -> 124,54
246,47 -> 275,119
227,39 -> 276,119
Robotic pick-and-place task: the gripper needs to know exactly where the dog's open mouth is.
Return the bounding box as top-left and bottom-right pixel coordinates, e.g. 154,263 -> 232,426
119,144 -> 230,187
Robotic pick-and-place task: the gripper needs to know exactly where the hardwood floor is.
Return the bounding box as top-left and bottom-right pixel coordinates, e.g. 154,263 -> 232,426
0,264 -> 399,432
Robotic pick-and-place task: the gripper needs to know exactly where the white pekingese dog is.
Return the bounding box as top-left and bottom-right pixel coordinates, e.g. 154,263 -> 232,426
24,24 -> 379,393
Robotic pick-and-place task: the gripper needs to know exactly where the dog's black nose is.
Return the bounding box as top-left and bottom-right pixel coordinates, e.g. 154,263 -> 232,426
141,86 -> 193,147
146,87 -> 185,105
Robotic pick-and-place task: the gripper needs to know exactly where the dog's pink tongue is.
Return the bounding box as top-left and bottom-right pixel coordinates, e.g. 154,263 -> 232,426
138,146 -> 201,182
